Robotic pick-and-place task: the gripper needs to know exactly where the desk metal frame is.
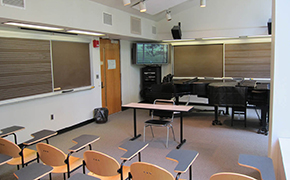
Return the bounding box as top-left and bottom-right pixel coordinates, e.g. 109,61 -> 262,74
122,103 -> 193,149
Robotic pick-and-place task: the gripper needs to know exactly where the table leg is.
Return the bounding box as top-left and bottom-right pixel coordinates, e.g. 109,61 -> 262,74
130,108 -> 141,141
189,165 -> 192,180
176,112 -> 186,149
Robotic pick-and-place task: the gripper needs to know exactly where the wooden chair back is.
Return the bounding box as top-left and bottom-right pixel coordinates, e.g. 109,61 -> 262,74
83,150 -> 120,176
36,142 -> 66,166
210,172 -> 257,180
0,138 -> 21,158
130,162 -> 175,180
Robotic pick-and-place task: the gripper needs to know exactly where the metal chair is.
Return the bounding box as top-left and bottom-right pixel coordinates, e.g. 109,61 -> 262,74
143,99 -> 176,148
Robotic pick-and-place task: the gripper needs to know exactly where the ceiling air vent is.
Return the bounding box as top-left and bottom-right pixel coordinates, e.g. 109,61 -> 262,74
103,12 -> 112,26
131,16 -> 141,35
1,0 -> 25,9
152,26 -> 157,35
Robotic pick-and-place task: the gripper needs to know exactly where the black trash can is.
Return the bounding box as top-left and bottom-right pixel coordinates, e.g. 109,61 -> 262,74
93,107 -> 108,124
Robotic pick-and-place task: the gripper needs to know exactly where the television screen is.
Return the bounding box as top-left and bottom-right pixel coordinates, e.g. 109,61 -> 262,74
132,43 -> 170,65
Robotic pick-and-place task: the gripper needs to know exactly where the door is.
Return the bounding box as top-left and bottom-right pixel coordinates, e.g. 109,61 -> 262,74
100,39 -> 121,115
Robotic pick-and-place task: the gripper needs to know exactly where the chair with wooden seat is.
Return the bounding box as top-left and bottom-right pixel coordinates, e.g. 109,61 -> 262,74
0,137 -> 37,169
143,99 -> 176,148
83,150 -> 130,180
36,142 -> 83,180
128,162 -> 185,180
210,172 -> 257,180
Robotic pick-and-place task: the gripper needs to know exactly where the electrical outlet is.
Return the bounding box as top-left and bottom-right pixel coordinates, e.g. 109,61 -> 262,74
51,114 -> 54,120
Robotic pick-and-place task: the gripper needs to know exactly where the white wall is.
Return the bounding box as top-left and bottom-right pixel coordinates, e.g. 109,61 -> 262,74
269,0 -> 290,179
157,0 -> 272,40
0,0 -> 274,147
120,40 -> 142,104
0,0 -> 157,41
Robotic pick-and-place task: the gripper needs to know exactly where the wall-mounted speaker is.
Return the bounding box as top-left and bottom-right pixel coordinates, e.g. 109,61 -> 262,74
171,22 -> 182,39
267,18 -> 272,35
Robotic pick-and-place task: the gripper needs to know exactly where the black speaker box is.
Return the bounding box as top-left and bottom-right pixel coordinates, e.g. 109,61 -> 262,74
171,26 -> 182,39
267,22 -> 272,35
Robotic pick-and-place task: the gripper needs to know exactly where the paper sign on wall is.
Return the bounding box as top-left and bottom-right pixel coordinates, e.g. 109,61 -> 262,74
108,59 -> 116,70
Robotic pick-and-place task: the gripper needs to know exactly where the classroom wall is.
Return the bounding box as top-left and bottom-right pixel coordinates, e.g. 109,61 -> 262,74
269,0 -> 290,179
157,0 -> 272,40
0,0 -> 157,143
0,0 -> 274,147
0,27 -> 102,143
0,0 -> 157,41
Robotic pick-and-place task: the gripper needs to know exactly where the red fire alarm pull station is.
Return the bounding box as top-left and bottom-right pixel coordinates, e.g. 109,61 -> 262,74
93,40 -> 99,48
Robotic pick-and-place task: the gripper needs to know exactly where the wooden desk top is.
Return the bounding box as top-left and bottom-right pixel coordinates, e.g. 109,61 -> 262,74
166,149 -> 199,173
0,126 -> 24,137
0,153 -> 12,166
69,134 -> 100,152
238,154 -> 275,180
14,163 -> 53,180
68,173 -> 100,180
118,141 -> 149,161
122,102 -> 194,112
23,129 -> 57,146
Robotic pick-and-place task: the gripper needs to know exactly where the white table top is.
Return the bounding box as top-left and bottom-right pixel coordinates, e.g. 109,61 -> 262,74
122,102 -> 194,112
279,138 -> 290,179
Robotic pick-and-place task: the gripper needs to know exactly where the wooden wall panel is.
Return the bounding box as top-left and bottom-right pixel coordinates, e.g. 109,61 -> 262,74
225,43 -> 271,78
0,37 -> 52,101
174,44 -> 223,77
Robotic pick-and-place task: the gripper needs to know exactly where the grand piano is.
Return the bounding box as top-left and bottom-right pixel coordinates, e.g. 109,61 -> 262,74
141,77 -> 270,135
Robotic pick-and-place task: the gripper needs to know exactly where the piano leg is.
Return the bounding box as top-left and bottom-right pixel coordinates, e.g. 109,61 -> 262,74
212,105 -> 222,125
257,106 -> 268,135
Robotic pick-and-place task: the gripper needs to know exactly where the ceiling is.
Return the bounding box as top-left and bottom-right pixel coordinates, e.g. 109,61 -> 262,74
89,0 -> 196,21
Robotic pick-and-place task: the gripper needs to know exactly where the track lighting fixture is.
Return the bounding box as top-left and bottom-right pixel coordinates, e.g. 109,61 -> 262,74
200,0 -> 206,7
123,0 -> 131,6
139,0 -> 146,12
166,10 -> 172,21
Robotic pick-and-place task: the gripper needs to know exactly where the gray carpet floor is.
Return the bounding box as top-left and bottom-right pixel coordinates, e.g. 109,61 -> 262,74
0,106 -> 268,180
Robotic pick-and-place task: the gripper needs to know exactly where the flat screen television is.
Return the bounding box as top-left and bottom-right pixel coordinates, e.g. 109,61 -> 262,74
132,42 -> 170,65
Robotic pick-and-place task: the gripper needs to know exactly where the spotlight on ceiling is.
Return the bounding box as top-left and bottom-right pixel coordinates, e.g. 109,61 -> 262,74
139,1 -> 146,12
123,0 -> 131,6
166,10 -> 172,21
200,0 -> 206,7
